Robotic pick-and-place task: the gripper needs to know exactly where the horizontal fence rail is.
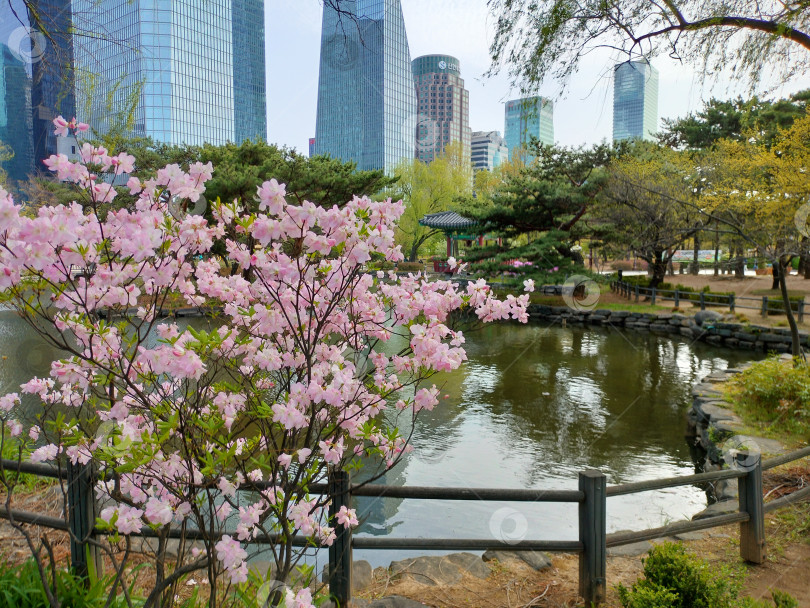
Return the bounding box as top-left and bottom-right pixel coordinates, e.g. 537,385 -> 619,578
611,280 -> 806,321
1,447 -> 809,606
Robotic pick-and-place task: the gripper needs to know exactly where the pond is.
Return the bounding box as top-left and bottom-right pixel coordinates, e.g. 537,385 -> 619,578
0,311 -> 761,568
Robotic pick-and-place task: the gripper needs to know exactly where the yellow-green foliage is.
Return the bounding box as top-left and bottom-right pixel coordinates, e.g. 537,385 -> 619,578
726,357 -> 810,437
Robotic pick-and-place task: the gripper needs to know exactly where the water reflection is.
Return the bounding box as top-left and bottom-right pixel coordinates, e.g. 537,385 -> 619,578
351,323 -> 761,566
0,315 -> 762,567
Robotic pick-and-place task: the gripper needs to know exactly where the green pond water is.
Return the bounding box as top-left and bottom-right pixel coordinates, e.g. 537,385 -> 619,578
0,312 -> 761,567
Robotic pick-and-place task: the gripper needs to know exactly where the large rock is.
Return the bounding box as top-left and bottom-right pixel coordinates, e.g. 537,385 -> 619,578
321,560 -> 374,592
694,310 -> 723,326
607,540 -> 653,557
692,500 -> 738,520
482,549 -> 552,571
389,553 -> 491,586
442,552 -> 491,579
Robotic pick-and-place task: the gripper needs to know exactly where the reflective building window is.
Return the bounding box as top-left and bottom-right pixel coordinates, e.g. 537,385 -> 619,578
613,60 -> 659,142
73,0 -> 265,146
314,0 -> 417,173
504,96 -> 554,163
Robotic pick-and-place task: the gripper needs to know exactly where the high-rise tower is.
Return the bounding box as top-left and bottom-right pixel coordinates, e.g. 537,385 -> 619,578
0,44 -> 34,184
73,0 -> 266,146
471,131 -> 507,172
412,54 -> 470,163
314,0 -> 417,173
0,0 -> 76,172
613,60 -> 659,141
504,96 -> 553,162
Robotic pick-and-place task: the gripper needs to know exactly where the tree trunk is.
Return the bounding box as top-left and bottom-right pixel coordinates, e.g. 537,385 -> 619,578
777,258 -> 803,361
409,241 -> 419,262
734,246 -> 745,278
713,226 -> 719,276
649,252 -> 667,289
772,262 -> 780,291
691,233 -> 700,275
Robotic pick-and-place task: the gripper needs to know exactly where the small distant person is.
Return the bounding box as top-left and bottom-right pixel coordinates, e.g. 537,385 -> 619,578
753,259 -> 758,271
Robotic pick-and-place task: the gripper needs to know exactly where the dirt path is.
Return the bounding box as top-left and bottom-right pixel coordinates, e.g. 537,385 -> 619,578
742,543 -> 810,606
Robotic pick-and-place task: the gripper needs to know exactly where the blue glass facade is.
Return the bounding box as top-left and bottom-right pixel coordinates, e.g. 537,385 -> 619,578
0,0 -> 76,171
613,60 -> 659,142
471,131 -> 507,172
314,0 -> 417,173
73,0 -> 265,146
0,44 -> 34,184
504,96 -> 554,162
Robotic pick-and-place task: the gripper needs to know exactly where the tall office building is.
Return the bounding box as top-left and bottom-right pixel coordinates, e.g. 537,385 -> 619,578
73,0 -> 266,146
0,0 -> 75,172
613,60 -> 659,141
504,96 -> 553,161
412,54 -> 470,163
314,0 -> 417,173
0,44 -> 34,184
471,131 -> 507,172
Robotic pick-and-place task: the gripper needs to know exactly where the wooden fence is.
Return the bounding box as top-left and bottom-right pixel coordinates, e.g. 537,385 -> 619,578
611,280 -> 806,322
2,446 -> 810,606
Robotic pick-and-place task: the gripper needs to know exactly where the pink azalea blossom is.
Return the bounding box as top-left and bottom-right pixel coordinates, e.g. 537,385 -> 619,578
336,505 -> 359,528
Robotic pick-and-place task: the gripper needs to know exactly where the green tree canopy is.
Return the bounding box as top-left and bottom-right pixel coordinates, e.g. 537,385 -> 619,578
658,90 -> 810,149
385,141 -> 473,262
24,137 -> 395,215
462,142 -> 615,239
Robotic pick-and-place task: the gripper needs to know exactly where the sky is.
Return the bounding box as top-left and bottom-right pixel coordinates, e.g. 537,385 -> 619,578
265,0 -> 809,156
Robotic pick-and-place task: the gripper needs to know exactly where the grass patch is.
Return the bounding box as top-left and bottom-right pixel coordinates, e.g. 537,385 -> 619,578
724,357 -> 810,443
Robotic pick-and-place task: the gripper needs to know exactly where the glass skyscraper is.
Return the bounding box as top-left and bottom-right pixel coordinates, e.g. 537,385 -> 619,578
73,0 -> 266,146
0,44 -> 34,184
412,54 -> 471,163
613,60 -> 659,142
504,96 -> 554,162
314,0 -> 417,173
471,131 -> 507,172
0,0 -> 75,174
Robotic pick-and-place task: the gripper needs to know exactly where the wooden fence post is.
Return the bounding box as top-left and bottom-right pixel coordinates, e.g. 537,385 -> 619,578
674,289 -> 679,308
328,469 -> 352,606
699,292 -> 706,310
651,287 -> 656,306
799,301 -> 805,324
729,294 -> 735,313
736,452 -> 766,564
762,296 -> 768,317
67,462 -> 100,581
579,469 -> 606,606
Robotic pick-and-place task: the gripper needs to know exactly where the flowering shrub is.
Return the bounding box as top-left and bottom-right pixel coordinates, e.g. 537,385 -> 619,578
0,118 -> 529,607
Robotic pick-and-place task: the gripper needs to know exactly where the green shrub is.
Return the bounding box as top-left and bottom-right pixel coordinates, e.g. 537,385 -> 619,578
739,590 -> 800,608
726,356 -> 810,435
618,584 -> 679,608
617,543 -> 799,608
0,559 -> 137,608
396,262 -> 424,272
616,543 -> 739,608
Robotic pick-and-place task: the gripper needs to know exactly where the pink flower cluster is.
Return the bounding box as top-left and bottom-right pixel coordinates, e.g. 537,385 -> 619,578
0,117 -> 533,601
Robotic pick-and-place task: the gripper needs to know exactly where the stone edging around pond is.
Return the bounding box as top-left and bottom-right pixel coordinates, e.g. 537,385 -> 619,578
686,360 -> 789,520
527,304 -> 804,354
